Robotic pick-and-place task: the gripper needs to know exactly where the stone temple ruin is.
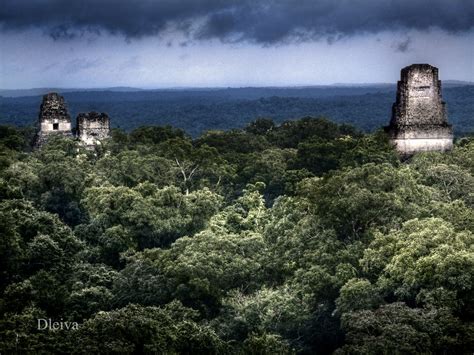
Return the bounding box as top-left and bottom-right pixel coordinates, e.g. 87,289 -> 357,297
35,93 -> 74,146
35,92 -> 110,148
385,64 -> 453,155
76,112 -> 111,147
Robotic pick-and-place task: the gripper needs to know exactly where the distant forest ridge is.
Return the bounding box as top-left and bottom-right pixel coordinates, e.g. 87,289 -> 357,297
1,80 -> 472,97
1,85 -> 473,137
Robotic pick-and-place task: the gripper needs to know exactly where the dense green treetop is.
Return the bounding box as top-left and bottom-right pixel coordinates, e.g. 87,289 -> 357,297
0,117 -> 473,354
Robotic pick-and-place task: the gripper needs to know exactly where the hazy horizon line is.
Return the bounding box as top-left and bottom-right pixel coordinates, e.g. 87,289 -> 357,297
2,79 -> 473,92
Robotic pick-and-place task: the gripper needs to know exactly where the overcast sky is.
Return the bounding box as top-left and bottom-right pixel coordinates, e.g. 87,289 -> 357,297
1,0 -> 473,89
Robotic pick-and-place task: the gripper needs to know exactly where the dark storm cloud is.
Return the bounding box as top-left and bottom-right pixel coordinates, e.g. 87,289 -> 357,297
1,0 -> 473,44
393,37 -> 412,53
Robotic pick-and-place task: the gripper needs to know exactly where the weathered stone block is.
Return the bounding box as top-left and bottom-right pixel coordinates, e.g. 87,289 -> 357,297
76,112 -> 110,147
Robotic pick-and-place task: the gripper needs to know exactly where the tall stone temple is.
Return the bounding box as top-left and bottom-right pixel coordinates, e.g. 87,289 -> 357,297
385,64 -> 453,155
35,92 -> 110,148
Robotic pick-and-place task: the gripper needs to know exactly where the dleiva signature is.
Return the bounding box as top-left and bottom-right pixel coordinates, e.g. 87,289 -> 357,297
37,318 -> 79,330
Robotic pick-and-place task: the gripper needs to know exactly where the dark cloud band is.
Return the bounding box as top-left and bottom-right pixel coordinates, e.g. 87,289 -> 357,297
1,0 -> 473,44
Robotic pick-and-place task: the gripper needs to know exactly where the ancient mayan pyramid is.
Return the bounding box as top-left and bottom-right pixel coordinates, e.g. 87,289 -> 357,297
385,64 -> 453,155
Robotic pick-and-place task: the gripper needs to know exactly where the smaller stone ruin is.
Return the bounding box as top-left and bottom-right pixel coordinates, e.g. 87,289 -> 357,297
35,93 -> 73,147
76,112 -> 111,147
385,64 -> 453,155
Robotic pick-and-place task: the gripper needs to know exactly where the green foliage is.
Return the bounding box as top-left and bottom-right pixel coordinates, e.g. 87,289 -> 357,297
1,119 -> 474,353
242,148 -> 298,199
361,218 -> 474,314
267,117 -> 358,149
94,150 -> 176,187
129,125 -> 187,146
73,302 -> 225,354
302,163 -> 433,238
339,303 -> 472,354
242,332 -> 293,354
65,263 -> 118,320
335,278 -> 382,314
0,199 -> 82,289
245,118 -> 276,135
112,256 -> 170,307
151,228 -> 267,313
82,183 -> 222,249
215,285 -> 311,351
0,306 -> 70,353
